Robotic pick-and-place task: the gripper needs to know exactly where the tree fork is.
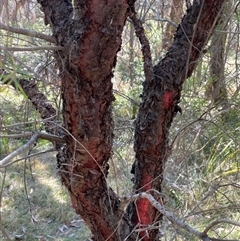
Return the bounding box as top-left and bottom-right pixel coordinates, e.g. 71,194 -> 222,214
132,1 -> 226,240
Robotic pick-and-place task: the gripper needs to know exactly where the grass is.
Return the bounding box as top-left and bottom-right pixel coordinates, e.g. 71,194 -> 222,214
0,151 -> 91,241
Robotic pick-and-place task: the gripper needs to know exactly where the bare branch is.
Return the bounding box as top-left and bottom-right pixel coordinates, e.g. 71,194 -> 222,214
0,131 -> 66,143
144,17 -> 178,28
203,219 -> 240,236
0,132 -> 65,167
1,116 -> 58,130
123,192 -> 238,241
1,148 -> 55,167
0,69 -> 59,135
125,192 -> 206,240
0,51 -> 47,82
129,10 -> 155,83
0,133 -> 38,167
0,22 -> 55,43
0,45 -> 64,52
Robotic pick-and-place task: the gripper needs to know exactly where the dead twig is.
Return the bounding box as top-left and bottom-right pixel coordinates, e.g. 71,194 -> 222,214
0,22 -> 54,43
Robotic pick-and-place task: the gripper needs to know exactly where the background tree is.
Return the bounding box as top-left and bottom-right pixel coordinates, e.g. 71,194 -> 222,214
1,0 -> 240,241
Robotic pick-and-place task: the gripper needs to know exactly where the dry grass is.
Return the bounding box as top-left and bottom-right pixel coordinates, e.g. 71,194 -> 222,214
0,152 -> 90,241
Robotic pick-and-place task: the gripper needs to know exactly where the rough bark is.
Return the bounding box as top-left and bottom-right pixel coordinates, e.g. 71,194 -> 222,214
37,0 -> 131,240
33,0 -> 227,241
131,1 -> 226,240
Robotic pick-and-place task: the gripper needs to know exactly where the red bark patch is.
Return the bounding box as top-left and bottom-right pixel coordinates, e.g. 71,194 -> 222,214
162,91 -> 173,110
135,175 -> 153,240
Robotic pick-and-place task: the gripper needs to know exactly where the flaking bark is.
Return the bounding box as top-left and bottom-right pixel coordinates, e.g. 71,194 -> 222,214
33,0 -> 227,240
132,1 -> 226,240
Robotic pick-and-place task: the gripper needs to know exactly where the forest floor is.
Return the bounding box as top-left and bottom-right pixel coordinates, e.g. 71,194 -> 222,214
0,150 -> 90,241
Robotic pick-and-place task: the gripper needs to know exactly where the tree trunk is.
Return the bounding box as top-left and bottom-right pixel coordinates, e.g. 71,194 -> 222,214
161,0 -> 184,51
36,0 -> 226,240
206,3 -> 230,109
131,1 -> 226,240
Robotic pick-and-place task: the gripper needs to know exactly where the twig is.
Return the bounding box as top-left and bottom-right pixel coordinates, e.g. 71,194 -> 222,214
1,116 -> 57,129
122,192 -> 238,241
0,134 -> 38,167
0,51 -> 46,83
0,131 -> 66,143
0,132 -> 65,167
202,219 -> 240,236
0,45 -> 64,52
0,22 -> 54,43
142,17 -> 178,28
7,148 -> 56,165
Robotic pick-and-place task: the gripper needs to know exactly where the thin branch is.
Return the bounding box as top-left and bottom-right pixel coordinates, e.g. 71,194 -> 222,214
126,16 -> 178,28
0,51 -> 47,83
129,9 -> 155,83
0,22 -> 55,43
139,193 -> 206,240
0,131 -> 66,143
144,17 -> 178,28
10,148 -> 55,164
1,116 -> 57,130
203,219 -> 240,235
0,67 -> 59,135
0,131 -> 65,167
0,45 -> 64,52
113,89 -> 139,106
123,192 -> 238,241
0,134 -> 38,167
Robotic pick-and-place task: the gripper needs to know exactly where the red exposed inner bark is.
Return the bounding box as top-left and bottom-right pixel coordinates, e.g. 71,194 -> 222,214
135,174 -> 153,239
162,91 -> 174,110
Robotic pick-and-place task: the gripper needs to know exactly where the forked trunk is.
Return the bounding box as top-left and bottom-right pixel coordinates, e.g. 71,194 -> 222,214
36,0 -> 226,240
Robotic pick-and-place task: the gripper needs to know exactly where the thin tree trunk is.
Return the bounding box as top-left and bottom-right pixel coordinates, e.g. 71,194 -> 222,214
162,0 -> 184,51
206,3 -> 230,109
131,1 -> 226,240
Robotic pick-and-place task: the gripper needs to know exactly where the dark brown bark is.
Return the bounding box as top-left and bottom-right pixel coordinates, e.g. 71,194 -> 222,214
132,1 -> 226,240
32,0 -> 227,240
37,0 -> 131,240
